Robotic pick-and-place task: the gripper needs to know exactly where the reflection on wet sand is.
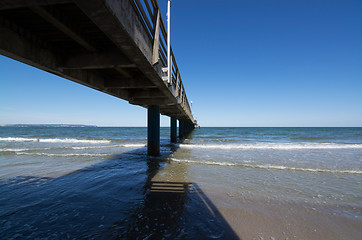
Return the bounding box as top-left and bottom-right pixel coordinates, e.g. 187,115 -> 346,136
109,145 -> 239,239
117,180 -> 239,239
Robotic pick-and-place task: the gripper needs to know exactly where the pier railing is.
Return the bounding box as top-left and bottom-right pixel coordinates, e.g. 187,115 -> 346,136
129,0 -> 192,120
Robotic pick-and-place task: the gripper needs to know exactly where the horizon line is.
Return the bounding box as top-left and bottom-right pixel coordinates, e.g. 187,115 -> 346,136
1,124 -> 361,128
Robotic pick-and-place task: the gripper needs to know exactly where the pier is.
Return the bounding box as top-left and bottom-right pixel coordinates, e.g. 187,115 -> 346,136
0,0 -> 196,156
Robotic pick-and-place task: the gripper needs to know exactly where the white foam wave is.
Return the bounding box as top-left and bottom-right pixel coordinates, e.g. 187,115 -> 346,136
0,137 -> 38,142
179,143 -> 362,150
0,148 -> 29,152
0,137 -> 111,144
170,158 -> 362,175
123,144 -> 146,148
71,143 -> 145,150
72,145 -> 120,150
15,152 -> 111,157
0,143 -> 146,153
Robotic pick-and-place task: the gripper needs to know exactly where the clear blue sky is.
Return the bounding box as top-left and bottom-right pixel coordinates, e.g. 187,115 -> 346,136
1,0 -> 361,127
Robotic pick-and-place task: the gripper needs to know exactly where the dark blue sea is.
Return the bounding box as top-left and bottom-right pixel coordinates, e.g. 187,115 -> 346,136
1,126 -> 361,239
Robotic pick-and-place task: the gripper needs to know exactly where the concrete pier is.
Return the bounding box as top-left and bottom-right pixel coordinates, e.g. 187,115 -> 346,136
148,106 -> 160,156
186,122 -> 195,134
178,120 -> 195,139
179,120 -> 185,139
170,117 -> 177,143
0,0 -> 196,156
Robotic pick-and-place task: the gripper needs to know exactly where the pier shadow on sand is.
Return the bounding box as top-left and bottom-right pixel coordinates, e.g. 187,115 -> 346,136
0,141 -> 239,239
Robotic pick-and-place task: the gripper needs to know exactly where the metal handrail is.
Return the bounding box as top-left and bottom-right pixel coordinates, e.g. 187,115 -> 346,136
129,0 -> 192,120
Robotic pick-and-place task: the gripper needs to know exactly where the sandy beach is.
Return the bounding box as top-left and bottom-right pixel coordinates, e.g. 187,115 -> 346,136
151,159 -> 362,240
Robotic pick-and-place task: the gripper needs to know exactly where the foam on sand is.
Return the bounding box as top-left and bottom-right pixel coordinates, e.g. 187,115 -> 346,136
179,142 -> 362,150
170,158 -> 362,175
15,152 -> 111,157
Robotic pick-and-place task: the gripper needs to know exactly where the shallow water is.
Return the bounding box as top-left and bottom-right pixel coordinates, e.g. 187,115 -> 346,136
175,128 -> 362,205
0,126 -> 361,239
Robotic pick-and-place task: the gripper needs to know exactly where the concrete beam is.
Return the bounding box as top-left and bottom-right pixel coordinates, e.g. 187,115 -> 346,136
162,112 -> 183,117
160,108 -> 181,114
163,114 -> 184,119
61,50 -> 136,69
0,0 -> 71,10
104,78 -> 156,89
148,105 -> 160,156
129,97 -> 170,106
30,6 -> 97,52
160,106 -> 179,111
114,67 -> 133,78
0,17 -> 61,74
0,20 -> 128,103
128,89 -> 164,98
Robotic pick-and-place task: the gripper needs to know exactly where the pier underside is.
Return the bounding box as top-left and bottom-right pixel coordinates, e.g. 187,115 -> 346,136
0,0 -> 196,155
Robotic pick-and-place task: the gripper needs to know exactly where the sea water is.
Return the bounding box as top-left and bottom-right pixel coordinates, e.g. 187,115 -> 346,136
0,126 -> 361,239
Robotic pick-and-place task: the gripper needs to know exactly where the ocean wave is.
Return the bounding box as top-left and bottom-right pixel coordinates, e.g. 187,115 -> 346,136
71,144 -> 145,150
0,144 -> 146,154
15,152 -> 111,157
0,137 -> 111,144
170,158 -> 362,175
291,137 -> 333,140
124,143 -> 146,148
0,148 -> 30,152
179,143 -> 362,150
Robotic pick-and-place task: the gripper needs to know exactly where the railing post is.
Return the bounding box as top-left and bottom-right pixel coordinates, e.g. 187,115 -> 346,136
175,70 -> 179,97
152,9 -> 160,65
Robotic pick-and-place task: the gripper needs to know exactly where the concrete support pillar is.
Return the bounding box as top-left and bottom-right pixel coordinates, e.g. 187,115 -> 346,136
187,122 -> 193,134
179,120 -> 185,139
148,105 -> 160,156
170,117 -> 177,143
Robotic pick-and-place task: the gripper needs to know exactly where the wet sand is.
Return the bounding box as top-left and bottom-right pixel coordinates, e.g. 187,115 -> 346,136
150,160 -> 362,240
204,190 -> 361,239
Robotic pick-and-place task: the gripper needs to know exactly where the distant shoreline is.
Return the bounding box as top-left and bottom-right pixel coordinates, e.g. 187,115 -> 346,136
1,124 -> 98,128
1,125 -> 361,128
